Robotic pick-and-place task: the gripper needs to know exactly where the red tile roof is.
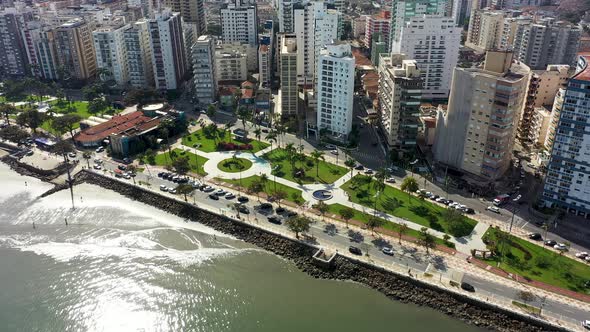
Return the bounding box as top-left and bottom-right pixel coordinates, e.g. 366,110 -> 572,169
241,88 -> 254,99
74,111 -> 161,144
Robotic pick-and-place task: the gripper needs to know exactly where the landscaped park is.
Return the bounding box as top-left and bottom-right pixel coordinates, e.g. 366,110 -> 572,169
263,147 -> 348,184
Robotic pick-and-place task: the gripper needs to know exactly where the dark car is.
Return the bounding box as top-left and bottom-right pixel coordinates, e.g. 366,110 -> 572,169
354,165 -> 364,170
238,196 -> 249,203
208,194 -> 219,200
349,246 -> 362,255
238,206 -> 250,214
544,239 -> 557,246
465,208 -> 475,214
118,165 -> 127,171
268,216 -> 281,224
528,233 -> 542,241
286,211 -> 297,218
461,282 -> 475,292
276,207 -> 285,214
258,203 -> 273,210
157,172 -> 164,177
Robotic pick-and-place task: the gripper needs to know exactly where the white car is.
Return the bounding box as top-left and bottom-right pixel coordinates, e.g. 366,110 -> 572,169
159,185 -> 168,192
94,158 -> 103,164
123,173 -> 131,179
486,206 -> 501,214
215,189 -> 226,195
386,177 -> 396,183
330,149 -> 339,155
225,193 -> 236,199
582,320 -> 590,329
554,243 -> 568,251
364,169 -> 374,175
93,164 -> 102,170
576,252 -> 588,259
169,188 -> 177,194
203,186 -> 214,192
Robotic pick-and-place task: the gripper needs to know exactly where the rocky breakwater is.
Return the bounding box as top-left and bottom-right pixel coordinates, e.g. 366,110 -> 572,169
75,170 -> 566,332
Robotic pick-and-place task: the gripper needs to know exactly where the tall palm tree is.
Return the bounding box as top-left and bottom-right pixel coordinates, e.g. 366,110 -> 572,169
266,131 -> 277,151
253,128 -> 262,143
285,143 -> 296,169
237,106 -> 250,132
372,175 -> 386,212
260,173 -> 270,193
310,149 -> 325,178
344,158 -> 356,179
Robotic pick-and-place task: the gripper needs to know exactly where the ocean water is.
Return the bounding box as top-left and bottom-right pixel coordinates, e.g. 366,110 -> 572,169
0,163 -> 481,332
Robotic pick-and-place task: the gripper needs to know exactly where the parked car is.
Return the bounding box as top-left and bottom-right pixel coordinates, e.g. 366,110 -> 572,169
237,196 -> 249,203
225,193 -> 236,200
215,189 -> 226,196
581,320 -> 590,330
465,208 -> 475,214
118,165 -> 127,171
159,185 -> 168,192
430,195 -> 440,200
95,146 -> 105,153
575,252 -> 588,259
276,207 -> 286,214
267,216 -> 281,224
486,206 -> 501,214
203,186 -> 215,192
354,165 -> 364,170
286,211 -> 297,218
238,206 -> 250,214
528,233 -> 542,241
382,247 -> 394,256
257,203 -> 273,210
348,246 -> 362,255
461,282 -> 475,292
68,152 -> 76,158
364,169 -> 374,175
554,243 -> 568,251
544,240 -> 557,247
208,194 -> 219,200
330,149 -> 338,155
93,164 -> 102,170
168,188 -> 177,194
386,177 -> 396,183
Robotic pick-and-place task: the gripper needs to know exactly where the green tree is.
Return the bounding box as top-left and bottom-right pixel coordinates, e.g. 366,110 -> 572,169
517,291 -> 535,305
313,201 -> 329,220
126,164 -> 137,185
443,234 -> 451,245
0,125 -> 29,142
339,207 -> 354,228
442,208 -> 471,237
253,128 -> 262,143
310,149 -> 325,178
248,180 -> 264,201
51,114 -> 81,139
176,183 -> 194,202
366,216 -> 384,235
16,110 -> 44,133
207,104 -> 216,118
237,106 -> 250,132
273,189 -> 287,207
286,216 -> 312,238
400,177 -> 419,202
418,227 -> 436,255
344,158 -> 356,179
398,223 -> 408,245
172,156 -> 190,175
0,104 -> 17,125
88,98 -> 108,115
266,131 -> 277,151
260,173 -> 270,192
145,148 -> 156,165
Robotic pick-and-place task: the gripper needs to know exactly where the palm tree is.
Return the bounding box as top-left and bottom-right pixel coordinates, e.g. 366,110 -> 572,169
398,223 -> 408,245
367,216 -> 384,236
418,227 -> 436,255
260,173 -> 270,193
237,106 -> 250,132
176,184 -> 194,202
248,180 -> 263,201
253,128 -> 262,144
339,207 -> 354,228
400,177 -> 419,202
344,158 -> 356,179
266,131 -> 277,151
310,149 -> 325,178
126,164 -> 137,185
314,201 -> 329,220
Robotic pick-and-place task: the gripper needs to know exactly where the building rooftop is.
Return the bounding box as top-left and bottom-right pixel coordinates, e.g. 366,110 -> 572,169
74,111 -> 161,144
573,54 -> 590,81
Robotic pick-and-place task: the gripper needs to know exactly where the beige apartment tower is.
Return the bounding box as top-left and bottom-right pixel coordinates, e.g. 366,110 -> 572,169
279,35 -> 298,117
53,18 -> 96,81
433,51 -> 531,181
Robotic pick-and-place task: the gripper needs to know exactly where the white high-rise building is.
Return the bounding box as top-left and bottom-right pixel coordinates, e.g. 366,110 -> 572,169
123,20 -> 153,88
278,0 -> 298,32
316,42 -> 355,139
192,35 -> 217,104
389,0 -> 447,54
221,1 -> 258,47
393,15 -> 461,99
293,1 -> 341,86
147,10 -> 188,90
93,23 -> 129,87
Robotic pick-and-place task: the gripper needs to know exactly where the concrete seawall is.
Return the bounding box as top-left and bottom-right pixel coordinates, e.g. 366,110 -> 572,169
72,170 -> 567,332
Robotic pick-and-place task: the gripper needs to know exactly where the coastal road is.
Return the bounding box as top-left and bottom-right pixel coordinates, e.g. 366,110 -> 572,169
81,157 -> 589,329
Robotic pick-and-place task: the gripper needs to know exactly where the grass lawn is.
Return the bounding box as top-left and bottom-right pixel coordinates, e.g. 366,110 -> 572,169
40,101 -> 92,134
340,175 -> 477,237
263,148 -> 348,184
482,227 -> 590,293
218,158 -> 252,173
152,148 -> 208,176
327,203 -> 454,248
182,128 -> 269,153
219,175 -> 304,204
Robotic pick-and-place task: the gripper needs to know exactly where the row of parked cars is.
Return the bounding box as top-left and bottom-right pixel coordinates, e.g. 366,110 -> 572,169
416,190 -> 475,214
527,233 -> 570,251
254,203 -> 298,225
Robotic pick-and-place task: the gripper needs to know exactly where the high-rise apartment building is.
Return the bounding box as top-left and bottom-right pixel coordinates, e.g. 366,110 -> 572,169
123,20 -> 154,88
465,9 -> 505,52
30,26 -> 60,80
450,0 -> 471,25
512,18 -> 581,70
279,35 -> 298,116
0,8 -> 31,77
148,10 -> 187,90
53,18 -> 97,81
294,1 -> 341,86
215,43 -> 249,82
518,64 -> 570,141
316,42 -> 355,139
389,0 -> 447,53
278,0 -> 297,32
542,55 -> 590,218
378,53 -> 422,151
93,23 -> 129,86
433,51 -> 531,180
221,1 -> 258,46
192,35 -> 217,104
365,11 -> 390,51
370,33 -> 388,67
393,15 -> 461,99
162,0 -> 205,36
259,44 -> 271,87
